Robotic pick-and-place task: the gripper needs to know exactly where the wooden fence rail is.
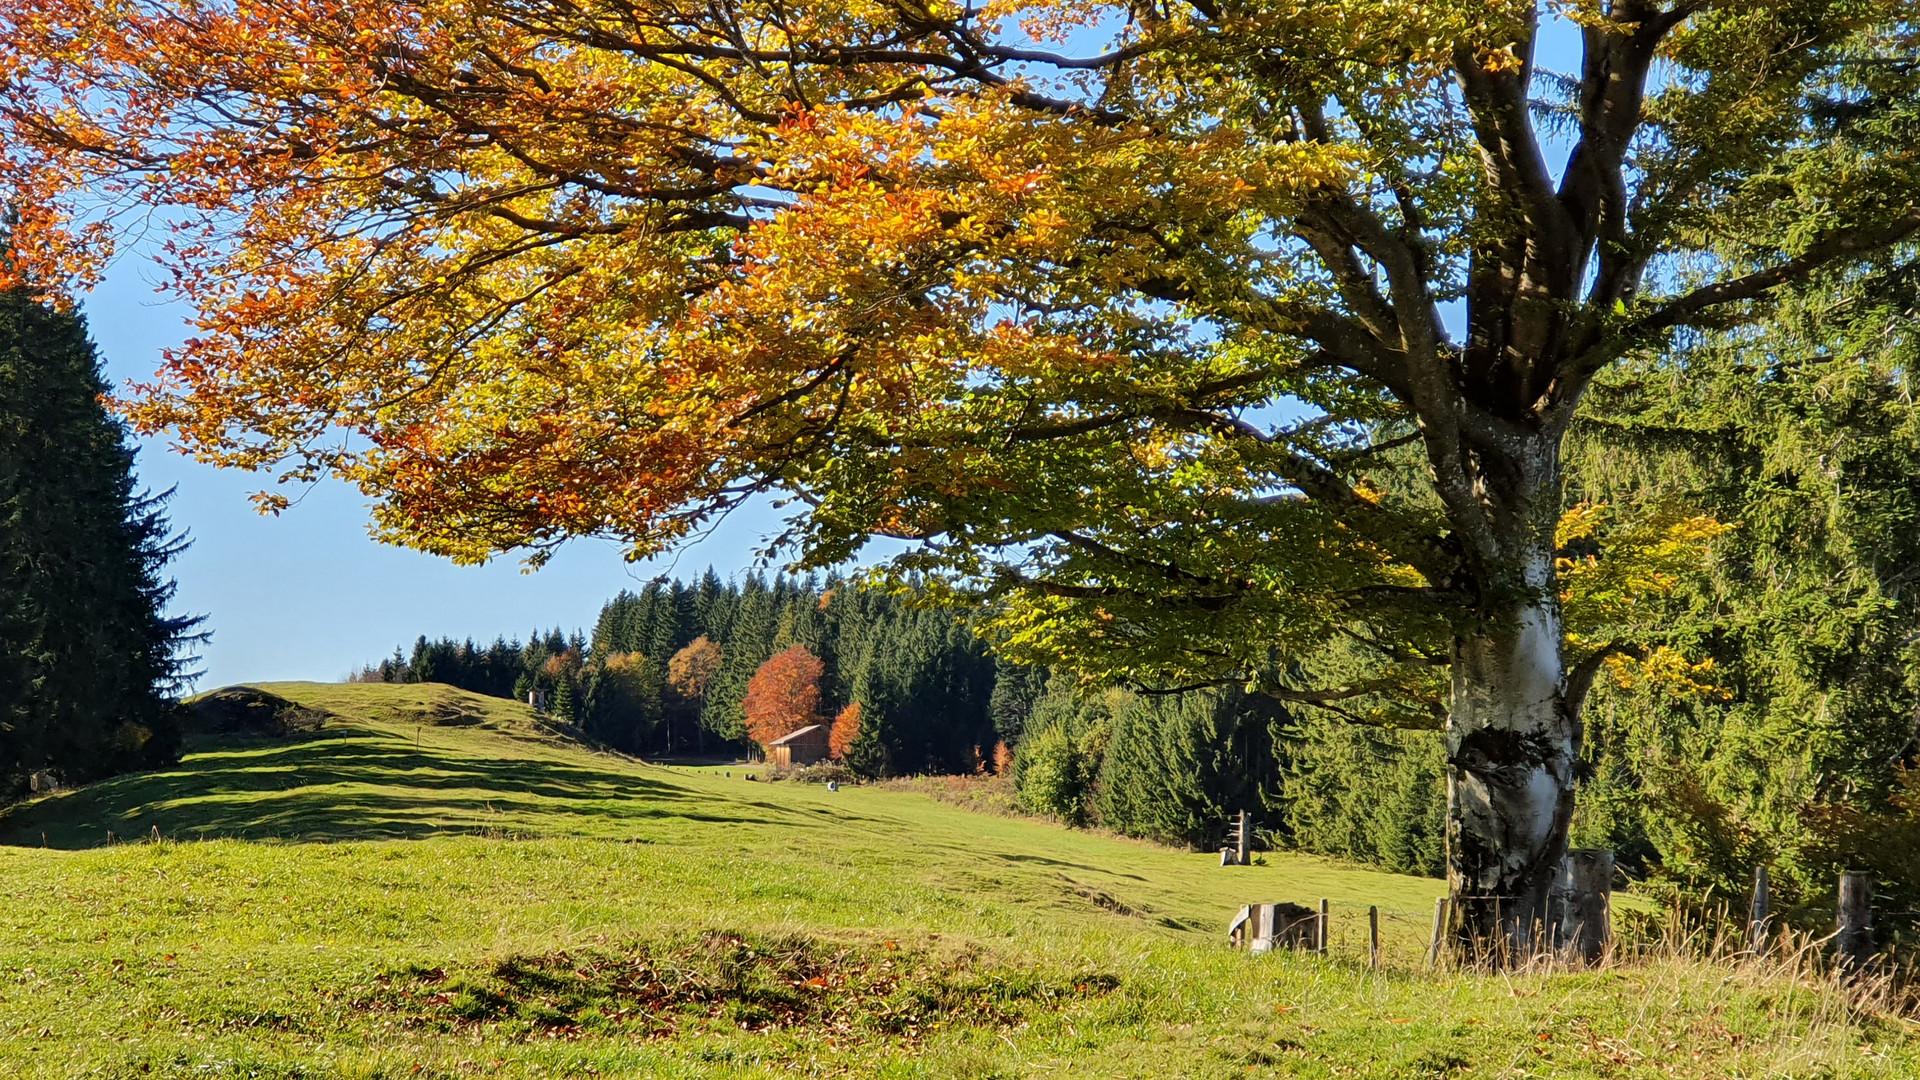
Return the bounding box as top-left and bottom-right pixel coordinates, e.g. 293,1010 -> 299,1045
1229,861 -> 1891,977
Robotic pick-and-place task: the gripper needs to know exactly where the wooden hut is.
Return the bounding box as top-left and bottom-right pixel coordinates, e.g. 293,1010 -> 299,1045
766,724 -> 830,768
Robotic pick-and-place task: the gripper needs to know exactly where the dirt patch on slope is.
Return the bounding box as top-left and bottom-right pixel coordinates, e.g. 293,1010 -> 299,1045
357,931 -> 1119,1044
181,686 -> 333,738
375,697 -> 491,728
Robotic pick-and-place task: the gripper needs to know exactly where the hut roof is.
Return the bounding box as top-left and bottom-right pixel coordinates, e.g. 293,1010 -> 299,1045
767,724 -> 827,746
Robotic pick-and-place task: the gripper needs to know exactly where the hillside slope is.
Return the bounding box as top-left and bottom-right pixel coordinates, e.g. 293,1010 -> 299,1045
1,681 -> 1443,937
0,682 -> 1910,1079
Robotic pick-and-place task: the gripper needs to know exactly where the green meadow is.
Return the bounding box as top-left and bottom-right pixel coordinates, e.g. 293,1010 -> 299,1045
0,682 -> 1911,1078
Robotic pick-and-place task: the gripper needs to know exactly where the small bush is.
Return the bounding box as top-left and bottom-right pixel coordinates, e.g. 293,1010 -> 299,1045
1013,724 -> 1091,824
882,773 -> 1020,817
773,762 -> 857,785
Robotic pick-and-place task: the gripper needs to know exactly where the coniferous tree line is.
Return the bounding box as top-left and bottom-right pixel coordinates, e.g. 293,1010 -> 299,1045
362,572 -> 1001,775
0,289 -> 201,800
361,629 -> 589,708
1554,275 -> 1920,923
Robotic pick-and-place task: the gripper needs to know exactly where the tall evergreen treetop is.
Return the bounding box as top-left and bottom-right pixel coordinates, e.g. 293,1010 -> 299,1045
0,289 -> 200,796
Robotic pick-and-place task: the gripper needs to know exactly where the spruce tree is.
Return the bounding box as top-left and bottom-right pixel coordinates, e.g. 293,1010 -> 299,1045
702,575 -> 775,741
1560,270 -> 1920,909
988,663 -> 1046,748
0,289 -> 199,796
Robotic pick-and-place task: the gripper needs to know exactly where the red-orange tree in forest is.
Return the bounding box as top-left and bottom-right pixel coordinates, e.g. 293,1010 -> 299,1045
828,702 -> 862,761
992,741 -> 1014,777
741,645 -> 822,749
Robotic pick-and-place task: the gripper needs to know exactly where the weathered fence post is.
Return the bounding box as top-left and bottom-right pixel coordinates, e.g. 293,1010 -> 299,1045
1557,849 -> 1614,966
1368,905 -> 1380,969
1231,902 -> 1322,953
1426,896 -> 1448,969
1836,871 -> 1874,976
1220,810 -> 1251,866
1748,865 -> 1770,956
1318,898 -> 1330,955
1227,902 -> 1254,950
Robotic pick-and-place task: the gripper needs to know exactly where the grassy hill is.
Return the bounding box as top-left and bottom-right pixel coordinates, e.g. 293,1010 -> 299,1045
0,682 -> 1911,1078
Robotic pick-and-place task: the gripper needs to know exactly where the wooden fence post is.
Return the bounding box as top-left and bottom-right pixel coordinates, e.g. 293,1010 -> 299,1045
1425,896 -> 1448,969
1837,871 -> 1874,975
1229,904 -> 1252,948
1318,898 -> 1330,955
1748,865 -> 1770,956
1368,905 -> 1380,969
1236,809 -> 1252,867
1558,849 -> 1614,966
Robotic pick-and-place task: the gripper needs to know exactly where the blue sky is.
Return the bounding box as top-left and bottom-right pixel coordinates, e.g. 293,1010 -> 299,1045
80,15 -> 1588,690
87,269 -> 785,689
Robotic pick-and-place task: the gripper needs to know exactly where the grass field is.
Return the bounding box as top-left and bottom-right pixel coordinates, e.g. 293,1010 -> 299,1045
0,682 -> 1913,1078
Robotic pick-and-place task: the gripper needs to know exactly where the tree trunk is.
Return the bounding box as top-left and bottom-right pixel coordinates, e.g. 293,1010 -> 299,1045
1445,516 -> 1578,963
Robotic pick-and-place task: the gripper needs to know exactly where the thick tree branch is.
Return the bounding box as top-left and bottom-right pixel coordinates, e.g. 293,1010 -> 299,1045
1565,640 -> 1641,732
1452,16 -> 1574,282
1561,2 -> 1701,292
1049,530 -> 1242,592
1624,209 -> 1920,339
989,566 -> 1240,612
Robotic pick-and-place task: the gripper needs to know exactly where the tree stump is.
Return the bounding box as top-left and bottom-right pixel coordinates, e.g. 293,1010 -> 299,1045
1554,849 -> 1613,966
1229,902 -> 1319,951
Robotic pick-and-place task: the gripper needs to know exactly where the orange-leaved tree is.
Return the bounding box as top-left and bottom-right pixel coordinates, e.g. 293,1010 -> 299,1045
741,645 -> 822,749
6,0 -> 1918,955
829,702 -> 862,761
667,637 -> 723,705
664,635 -> 722,753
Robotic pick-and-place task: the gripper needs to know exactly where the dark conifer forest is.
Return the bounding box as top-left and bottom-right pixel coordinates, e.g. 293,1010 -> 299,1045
360,573 -> 1003,777
0,290 -> 201,799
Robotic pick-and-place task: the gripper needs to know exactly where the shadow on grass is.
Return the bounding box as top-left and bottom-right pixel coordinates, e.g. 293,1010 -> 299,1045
0,726 -> 787,849
986,851 -> 1152,881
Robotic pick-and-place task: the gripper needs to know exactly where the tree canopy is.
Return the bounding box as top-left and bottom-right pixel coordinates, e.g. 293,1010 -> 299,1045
1,0 -> 1909,692
743,644 -> 825,746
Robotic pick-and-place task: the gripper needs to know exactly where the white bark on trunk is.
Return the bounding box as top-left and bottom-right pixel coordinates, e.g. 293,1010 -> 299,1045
1445,547 -> 1578,961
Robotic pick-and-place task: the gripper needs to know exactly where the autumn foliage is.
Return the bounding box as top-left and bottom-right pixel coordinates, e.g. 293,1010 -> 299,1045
741,645 -> 822,748
667,636 -> 723,703
829,702 -> 862,761
993,741 -> 1015,777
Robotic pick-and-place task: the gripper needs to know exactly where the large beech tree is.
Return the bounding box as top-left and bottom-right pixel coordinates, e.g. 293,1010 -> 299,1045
3,0 -> 1918,953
